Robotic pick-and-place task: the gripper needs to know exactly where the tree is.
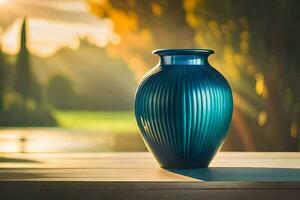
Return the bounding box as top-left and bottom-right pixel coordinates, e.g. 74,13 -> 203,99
13,18 -> 42,104
46,75 -> 78,109
89,0 -> 195,80
184,0 -> 300,150
0,40 -> 5,111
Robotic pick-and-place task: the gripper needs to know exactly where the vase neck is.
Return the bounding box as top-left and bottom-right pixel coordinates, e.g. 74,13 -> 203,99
153,49 -> 214,66
160,55 -> 208,66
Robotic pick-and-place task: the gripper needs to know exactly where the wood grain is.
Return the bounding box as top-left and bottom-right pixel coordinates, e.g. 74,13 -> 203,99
0,152 -> 300,199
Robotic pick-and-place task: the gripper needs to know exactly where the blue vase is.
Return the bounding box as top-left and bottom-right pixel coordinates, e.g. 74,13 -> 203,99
135,49 -> 233,168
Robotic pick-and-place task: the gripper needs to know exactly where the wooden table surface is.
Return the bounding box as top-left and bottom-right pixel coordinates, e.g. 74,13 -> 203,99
1,152 -> 300,199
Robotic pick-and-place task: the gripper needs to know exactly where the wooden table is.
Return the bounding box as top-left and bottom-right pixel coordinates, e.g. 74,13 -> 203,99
0,152 -> 300,199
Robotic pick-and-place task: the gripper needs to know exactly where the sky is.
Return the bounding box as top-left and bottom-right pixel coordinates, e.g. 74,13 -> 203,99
0,0 -> 120,57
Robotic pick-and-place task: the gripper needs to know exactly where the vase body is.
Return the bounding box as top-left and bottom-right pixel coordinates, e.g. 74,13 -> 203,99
134,49 -> 233,168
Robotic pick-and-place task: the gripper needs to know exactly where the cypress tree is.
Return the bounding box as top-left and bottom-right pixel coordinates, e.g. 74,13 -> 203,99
0,40 -> 5,111
13,18 -> 41,104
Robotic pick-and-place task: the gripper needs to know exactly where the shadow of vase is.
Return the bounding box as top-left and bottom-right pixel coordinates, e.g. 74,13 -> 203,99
167,167 -> 300,181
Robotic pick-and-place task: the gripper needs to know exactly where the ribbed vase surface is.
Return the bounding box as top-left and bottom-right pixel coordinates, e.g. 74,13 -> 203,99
135,49 -> 233,168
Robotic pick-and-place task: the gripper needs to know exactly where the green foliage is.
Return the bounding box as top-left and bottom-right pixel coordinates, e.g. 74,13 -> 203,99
0,109 -> 57,127
46,74 -> 79,109
37,39 -> 136,110
0,96 -> 57,127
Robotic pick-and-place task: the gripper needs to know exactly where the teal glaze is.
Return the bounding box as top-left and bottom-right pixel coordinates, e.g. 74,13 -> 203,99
134,49 -> 233,168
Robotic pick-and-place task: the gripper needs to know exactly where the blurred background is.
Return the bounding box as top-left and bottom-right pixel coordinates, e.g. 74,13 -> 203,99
0,0 -> 299,153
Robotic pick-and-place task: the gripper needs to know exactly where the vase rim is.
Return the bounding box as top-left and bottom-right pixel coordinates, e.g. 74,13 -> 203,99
152,48 -> 214,56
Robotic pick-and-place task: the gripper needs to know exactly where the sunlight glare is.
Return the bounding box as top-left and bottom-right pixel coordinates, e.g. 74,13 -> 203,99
2,18 -> 116,57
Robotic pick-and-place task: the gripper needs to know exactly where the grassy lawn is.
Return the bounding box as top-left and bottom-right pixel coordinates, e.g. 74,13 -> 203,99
54,111 -> 139,134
